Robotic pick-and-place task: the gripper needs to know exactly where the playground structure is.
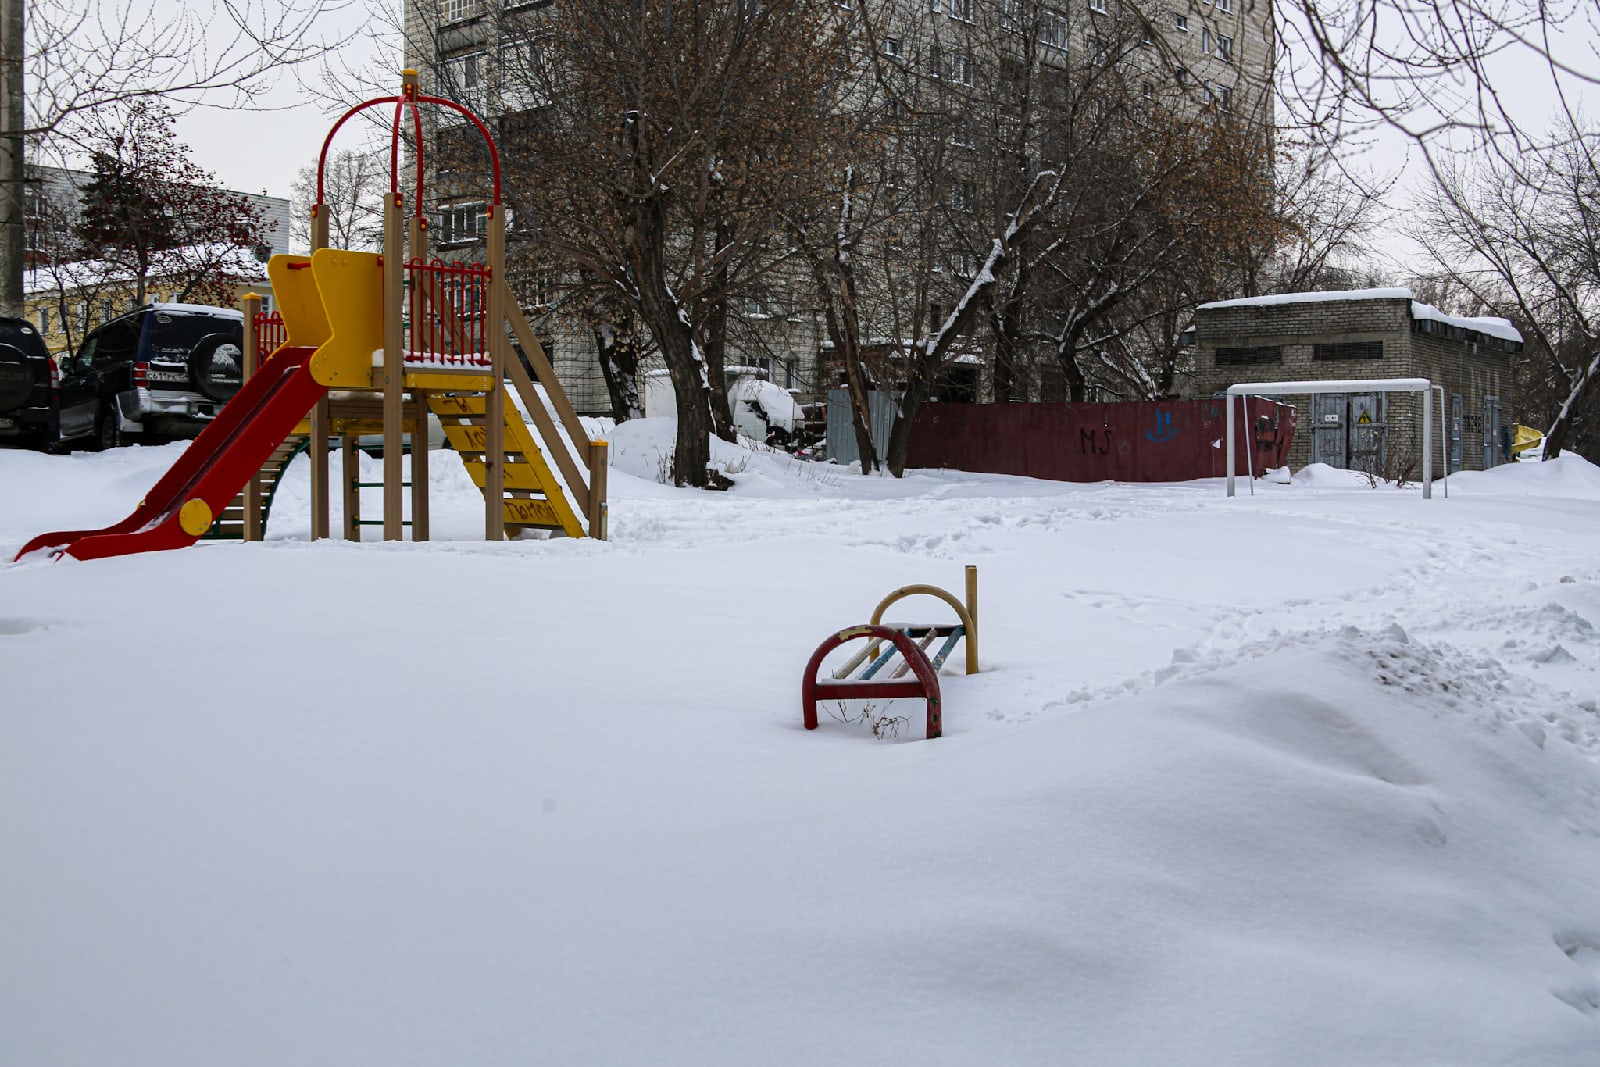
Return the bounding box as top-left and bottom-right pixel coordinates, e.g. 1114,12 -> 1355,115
803,566 -> 980,741
15,71 -> 606,563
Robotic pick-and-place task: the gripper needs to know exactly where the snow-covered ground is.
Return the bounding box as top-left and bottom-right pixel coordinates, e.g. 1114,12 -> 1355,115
3,422 -> 1599,1066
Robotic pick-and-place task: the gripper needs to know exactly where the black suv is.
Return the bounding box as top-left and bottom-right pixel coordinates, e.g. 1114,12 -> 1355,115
57,304 -> 246,449
0,317 -> 57,448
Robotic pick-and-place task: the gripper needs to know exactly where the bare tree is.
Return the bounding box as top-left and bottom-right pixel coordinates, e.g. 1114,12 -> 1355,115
2,0 -> 353,316
487,0 -> 852,487
290,148 -> 385,252
1413,121 -> 1600,461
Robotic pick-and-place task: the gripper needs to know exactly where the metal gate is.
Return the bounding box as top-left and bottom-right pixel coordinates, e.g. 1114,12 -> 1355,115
1348,393 -> 1386,476
1310,394 -> 1346,467
1449,393 -> 1463,474
1483,395 -> 1502,468
1309,393 -> 1386,473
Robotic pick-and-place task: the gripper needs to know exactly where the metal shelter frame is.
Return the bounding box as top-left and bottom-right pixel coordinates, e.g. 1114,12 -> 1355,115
1225,378 -> 1437,499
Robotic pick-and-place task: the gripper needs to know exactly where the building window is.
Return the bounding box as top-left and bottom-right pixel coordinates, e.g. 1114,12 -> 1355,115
37,307 -> 49,335
1040,11 -> 1069,50
436,202 -> 489,245
1313,341 -> 1385,361
949,180 -> 975,212
437,0 -> 481,24
1217,84 -> 1232,109
1089,0 -> 1107,12
883,36 -> 901,56
930,0 -> 942,12
1141,80 -> 1155,98
999,0 -> 1022,32
1217,34 -> 1233,61
1217,0 -> 1232,11
1202,27 -> 1212,53
949,0 -> 974,21
499,39 -> 552,110
1175,13 -> 1188,30
1215,345 -> 1283,365
950,51 -> 975,85
1175,66 -> 1189,85
446,51 -> 485,114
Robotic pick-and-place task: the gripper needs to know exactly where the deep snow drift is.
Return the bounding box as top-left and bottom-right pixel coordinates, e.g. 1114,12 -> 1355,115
3,423 -> 1599,1065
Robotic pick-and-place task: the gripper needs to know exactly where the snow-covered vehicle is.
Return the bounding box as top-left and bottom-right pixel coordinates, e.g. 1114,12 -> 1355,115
643,365 -> 806,449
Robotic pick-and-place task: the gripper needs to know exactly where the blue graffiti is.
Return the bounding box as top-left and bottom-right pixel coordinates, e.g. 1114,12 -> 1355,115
1146,410 -> 1178,443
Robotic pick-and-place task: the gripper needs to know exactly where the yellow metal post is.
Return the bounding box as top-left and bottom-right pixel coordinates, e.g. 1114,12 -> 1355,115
382,190 -> 405,541
964,564 -> 979,675
240,293 -> 264,541
485,207 -> 506,540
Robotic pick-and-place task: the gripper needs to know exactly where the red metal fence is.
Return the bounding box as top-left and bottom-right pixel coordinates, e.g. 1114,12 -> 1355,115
253,310 -> 286,359
905,397 -> 1295,482
406,258 -> 491,366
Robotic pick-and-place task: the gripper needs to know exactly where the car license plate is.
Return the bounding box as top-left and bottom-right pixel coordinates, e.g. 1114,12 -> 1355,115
0,417 -> 15,430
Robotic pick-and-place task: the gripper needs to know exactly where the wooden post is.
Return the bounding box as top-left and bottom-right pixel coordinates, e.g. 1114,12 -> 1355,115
411,397 -> 430,541
964,564 -> 979,675
309,202 -> 331,540
241,293 -> 264,541
485,206 -> 507,541
409,213 -> 430,542
342,435 -> 361,540
587,440 -> 609,540
382,189 -> 405,541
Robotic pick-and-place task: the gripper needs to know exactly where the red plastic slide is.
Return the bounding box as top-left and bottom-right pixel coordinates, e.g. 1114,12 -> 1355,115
13,347 -> 327,562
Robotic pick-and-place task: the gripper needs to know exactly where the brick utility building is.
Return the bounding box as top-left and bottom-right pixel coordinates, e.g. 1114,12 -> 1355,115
1192,288 -> 1523,477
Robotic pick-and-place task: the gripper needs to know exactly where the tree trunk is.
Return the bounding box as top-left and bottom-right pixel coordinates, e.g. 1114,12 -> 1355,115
593,321 -> 644,423
1541,348 -> 1600,461
883,371 -> 929,477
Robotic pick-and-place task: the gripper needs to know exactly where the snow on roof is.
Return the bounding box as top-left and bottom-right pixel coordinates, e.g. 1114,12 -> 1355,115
1409,301 -> 1522,344
1197,287 -> 1414,310
23,243 -> 270,296
1198,287 -> 1522,344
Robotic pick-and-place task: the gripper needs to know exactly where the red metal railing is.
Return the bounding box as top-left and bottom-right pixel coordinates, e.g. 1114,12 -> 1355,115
254,310 -> 287,360
405,258 -> 491,366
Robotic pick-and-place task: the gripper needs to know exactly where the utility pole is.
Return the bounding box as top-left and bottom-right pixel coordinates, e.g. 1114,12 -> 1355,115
0,0 -> 24,318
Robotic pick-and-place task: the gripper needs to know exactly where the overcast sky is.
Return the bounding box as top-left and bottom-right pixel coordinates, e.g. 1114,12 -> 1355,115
173,5 -> 393,206
169,3 -> 1595,277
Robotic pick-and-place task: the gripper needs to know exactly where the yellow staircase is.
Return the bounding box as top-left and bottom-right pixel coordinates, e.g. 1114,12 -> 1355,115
426,393 -> 586,538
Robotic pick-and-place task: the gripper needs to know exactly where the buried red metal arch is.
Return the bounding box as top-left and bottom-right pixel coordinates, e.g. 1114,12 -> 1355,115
802,625 -> 943,740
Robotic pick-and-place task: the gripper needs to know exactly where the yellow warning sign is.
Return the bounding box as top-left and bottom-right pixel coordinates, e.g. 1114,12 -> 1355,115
1357,412 -> 1372,424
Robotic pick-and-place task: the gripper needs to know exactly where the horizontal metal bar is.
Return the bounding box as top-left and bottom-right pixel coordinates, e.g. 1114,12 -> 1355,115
1227,378 -> 1431,395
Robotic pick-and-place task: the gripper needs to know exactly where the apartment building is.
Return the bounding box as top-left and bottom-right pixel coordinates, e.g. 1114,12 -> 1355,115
404,0 -> 1275,414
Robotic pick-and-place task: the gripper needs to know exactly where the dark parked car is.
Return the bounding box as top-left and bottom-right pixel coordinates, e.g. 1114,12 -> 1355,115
57,303 -> 246,449
0,317 -> 57,448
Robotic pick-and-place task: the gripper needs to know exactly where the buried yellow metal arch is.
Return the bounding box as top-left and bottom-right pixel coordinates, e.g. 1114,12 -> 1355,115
868,565 -> 980,675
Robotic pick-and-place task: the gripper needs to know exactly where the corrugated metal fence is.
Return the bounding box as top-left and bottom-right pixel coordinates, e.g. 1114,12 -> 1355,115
903,397 -> 1295,482
826,389 -> 899,467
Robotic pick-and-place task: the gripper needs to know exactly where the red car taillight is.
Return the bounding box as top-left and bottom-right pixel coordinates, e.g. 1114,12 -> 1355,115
133,361 -> 148,387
